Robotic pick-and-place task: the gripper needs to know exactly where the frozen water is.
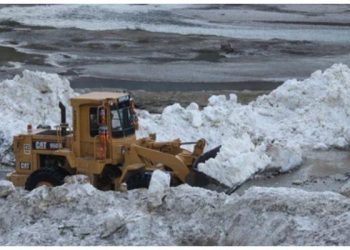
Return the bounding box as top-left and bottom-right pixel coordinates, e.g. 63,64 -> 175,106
0,5 -> 350,42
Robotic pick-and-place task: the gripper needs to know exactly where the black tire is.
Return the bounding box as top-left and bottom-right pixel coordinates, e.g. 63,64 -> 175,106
96,164 -> 122,190
126,172 -> 152,190
55,167 -> 70,179
25,168 -> 66,191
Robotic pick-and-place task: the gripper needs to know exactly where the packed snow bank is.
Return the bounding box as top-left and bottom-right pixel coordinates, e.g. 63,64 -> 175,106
1,182 -> 350,245
137,64 -> 350,187
0,70 -> 75,165
253,64 -> 350,149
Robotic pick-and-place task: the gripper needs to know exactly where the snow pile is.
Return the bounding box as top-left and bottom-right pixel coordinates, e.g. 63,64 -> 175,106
137,64 -> 350,186
253,64 -> 350,149
0,70 -> 75,165
1,181 -> 350,245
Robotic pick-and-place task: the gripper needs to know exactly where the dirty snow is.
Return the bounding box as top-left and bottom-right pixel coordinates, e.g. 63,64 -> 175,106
0,70 -> 75,165
1,180 -> 350,245
137,64 -> 350,186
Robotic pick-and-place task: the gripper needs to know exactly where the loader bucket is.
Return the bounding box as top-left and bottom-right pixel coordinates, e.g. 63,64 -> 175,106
186,168 -> 229,192
186,145 -> 230,193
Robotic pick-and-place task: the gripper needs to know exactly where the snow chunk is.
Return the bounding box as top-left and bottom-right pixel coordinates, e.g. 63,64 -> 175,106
340,181 -> 350,197
64,175 -> 90,184
266,141 -> 303,172
148,170 -> 170,208
0,180 -> 15,198
186,102 -> 202,128
100,210 -> 126,239
25,182 -> 96,206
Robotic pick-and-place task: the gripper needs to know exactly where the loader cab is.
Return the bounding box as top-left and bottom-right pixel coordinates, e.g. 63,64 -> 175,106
70,92 -> 138,160
89,102 -> 135,138
110,99 -> 135,138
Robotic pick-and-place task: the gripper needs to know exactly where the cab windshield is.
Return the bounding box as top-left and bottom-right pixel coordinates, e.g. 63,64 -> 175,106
110,102 -> 135,138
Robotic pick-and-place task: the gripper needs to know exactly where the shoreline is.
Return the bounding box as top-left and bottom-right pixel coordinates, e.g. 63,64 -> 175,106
2,12 -> 350,87
71,77 -> 282,92
76,88 -> 270,113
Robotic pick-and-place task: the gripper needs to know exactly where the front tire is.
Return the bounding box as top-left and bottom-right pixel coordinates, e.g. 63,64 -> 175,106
25,168 -> 67,191
126,171 -> 152,190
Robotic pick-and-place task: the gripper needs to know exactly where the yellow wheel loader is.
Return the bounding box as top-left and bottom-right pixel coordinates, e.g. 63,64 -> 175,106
7,92 -> 226,191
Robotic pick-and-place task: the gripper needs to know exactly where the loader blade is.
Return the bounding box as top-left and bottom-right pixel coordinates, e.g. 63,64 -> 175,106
186,145 -> 229,192
186,168 -> 229,193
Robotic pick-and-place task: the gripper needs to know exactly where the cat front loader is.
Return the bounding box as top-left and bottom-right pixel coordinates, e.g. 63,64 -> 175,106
7,92 -> 226,191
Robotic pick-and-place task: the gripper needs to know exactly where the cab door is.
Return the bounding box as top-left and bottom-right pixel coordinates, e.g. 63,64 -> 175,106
79,105 -> 98,158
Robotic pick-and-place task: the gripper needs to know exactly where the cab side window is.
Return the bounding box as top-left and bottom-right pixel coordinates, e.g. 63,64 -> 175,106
111,109 -> 122,131
89,107 -> 98,137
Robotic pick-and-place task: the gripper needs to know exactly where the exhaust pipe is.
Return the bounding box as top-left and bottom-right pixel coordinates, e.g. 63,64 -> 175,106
59,101 -> 68,136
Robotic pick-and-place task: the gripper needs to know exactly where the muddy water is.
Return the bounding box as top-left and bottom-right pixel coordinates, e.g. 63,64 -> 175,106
237,150 -> 350,194
2,5 -> 350,88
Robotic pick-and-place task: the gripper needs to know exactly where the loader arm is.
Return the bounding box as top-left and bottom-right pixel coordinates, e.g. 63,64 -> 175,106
131,144 -> 190,182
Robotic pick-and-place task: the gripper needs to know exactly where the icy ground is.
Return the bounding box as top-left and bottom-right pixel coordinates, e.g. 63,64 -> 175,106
1,177 -> 350,246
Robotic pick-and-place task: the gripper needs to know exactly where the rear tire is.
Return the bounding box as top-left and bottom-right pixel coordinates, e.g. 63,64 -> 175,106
25,168 -> 67,191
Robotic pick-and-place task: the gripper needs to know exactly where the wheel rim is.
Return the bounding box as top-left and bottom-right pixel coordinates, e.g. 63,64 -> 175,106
36,181 -> 53,188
